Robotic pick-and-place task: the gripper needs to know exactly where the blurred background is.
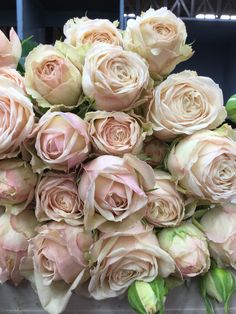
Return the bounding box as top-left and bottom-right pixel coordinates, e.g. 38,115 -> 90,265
1,0 -> 236,100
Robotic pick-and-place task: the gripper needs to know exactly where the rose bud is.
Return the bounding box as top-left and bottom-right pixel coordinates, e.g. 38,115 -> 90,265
128,278 -> 168,314
35,172 -> 83,225
158,223 -> 210,278
0,159 -> 37,215
124,8 -> 193,80
25,44 -> 82,110
200,205 -> 236,269
141,137 -> 168,167
20,222 -> 94,314
167,125 -> 236,205
226,94 -> 236,123
199,266 -> 235,314
0,210 -> 37,285
0,28 -> 21,68
64,17 -> 123,47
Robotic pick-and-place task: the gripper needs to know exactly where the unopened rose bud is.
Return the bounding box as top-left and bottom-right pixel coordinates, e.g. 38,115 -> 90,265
226,94 -> 236,123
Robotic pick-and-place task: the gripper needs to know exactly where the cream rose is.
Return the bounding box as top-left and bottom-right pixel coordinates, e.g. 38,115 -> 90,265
82,44 -> 152,111
25,44 -> 82,109
0,78 -> 35,159
146,71 -> 226,141
23,111 -> 91,173
200,206 -> 236,269
146,170 -> 186,227
167,125 -> 236,204
142,136 -> 168,167
78,154 -> 155,232
89,222 -> 175,300
35,172 -> 83,225
85,111 -> 149,155
0,28 -> 21,69
124,8 -> 193,80
0,210 -> 37,285
64,17 -> 122,47
0,67 -> 25,92
21,222 -> 94,314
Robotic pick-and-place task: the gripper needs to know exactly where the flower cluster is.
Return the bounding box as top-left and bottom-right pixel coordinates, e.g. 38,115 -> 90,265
0,7 -> 235,314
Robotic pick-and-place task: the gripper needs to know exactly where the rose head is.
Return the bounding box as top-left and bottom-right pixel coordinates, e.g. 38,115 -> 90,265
0,67 -> 25,92
88,222 -> 175,300
167,125 -> 236,204
35,172 -> 83,225
0,28 -> 21,68
82,44 -> 152,111
0,159 -> 37,215
158,223 -> 210,278
25,44 -> 82,109
146,71 -> 226,141
64,17 -> 123,47
124,8 -> 193,80
78,154 -> 155,232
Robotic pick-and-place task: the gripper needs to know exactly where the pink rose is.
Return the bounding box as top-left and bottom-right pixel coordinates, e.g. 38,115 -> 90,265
23,111 -> 91,173
0,210 -> 37,285
0,28 -> 21,68
78,154 -> 155,232
35,172 -> 83,225
0,67 -> 25,92
0,78 -> 35,159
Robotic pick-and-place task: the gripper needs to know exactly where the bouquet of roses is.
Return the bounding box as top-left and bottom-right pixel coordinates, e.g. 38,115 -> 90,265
0,7 -> 235,314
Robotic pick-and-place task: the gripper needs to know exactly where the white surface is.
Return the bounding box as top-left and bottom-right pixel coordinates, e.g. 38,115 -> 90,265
0,279 -> 234,313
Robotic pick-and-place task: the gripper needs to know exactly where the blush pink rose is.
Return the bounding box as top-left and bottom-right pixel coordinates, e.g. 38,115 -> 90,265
0,28 -> 21,69
0,67 -> 25,92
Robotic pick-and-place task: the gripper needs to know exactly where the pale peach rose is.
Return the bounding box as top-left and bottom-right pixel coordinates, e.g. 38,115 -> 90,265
0,210 -> 37,285
82,44 -> 152,111
146,170 -> 186,227
0,78 -> 34,159
200,205 -> 236,269
21,222 -> 94,314
167,125 -> 236,204
89,222 -> 175,300
158,222 -> 210,278
0,28 -> 21,69
0,67 -> 25,92
85,111 -> 150,156
0,159 -> 37,215
146,71 -> 226,141
23,111 -> 91,173
142,136 -> 168,167
78,154 -> 155,232
64,17 -> 122,47
124,8 -> 193,80
25,44 -> 82,109
35,172 -> 83,225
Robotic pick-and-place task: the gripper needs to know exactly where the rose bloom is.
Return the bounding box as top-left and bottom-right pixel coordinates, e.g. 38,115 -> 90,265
25,44 -> 82,109
146,170 -> 186,227
0,28 -> 21,68
0,159 -> 38,215
146,71 -> 226,141
82,44 -> 151,111
142,136 -> 168,167
0,210 -> 37,285
158,222 -> 210,278
21,222 -> 94,313
167,125 -> 236,204
24,111 -> 91,173
0,78 -> 35,159
35,172 -> 83,225
85,111 -> 148,156
200,205 -> 236,269
124,8 -> 193,80
64,17 -> 122,47
78,154 -> 155,232
0,67 -> 25,92
89,222 -> 175,300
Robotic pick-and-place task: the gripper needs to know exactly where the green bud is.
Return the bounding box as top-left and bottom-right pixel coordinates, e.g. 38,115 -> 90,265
199,266 -> 236,314
128,278 -> 168,314
226,94 -> 236,123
